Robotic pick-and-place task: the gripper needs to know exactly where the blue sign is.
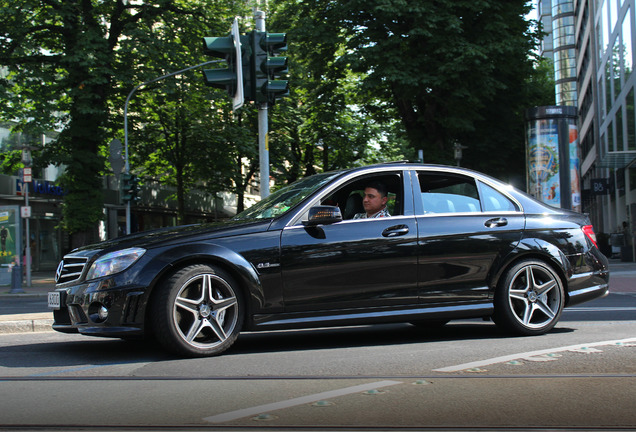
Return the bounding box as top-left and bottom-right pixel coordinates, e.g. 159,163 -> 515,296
16,178 -> 66,197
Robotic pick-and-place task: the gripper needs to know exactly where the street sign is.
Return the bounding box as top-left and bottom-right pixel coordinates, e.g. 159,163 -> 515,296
231,18 -> 244,111
23,167 -> 32,183
21,206 -> 31,218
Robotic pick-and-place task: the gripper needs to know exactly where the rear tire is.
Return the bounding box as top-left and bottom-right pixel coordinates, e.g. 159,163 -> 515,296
151,264 -> 243,357
493,259 -> 564,336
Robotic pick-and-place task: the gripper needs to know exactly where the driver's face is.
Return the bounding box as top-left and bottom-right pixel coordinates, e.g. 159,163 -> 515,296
362,187 -> 387,216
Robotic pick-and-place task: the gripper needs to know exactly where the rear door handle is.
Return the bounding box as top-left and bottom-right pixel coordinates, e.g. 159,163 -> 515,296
382,225 -> 410,237
485,217 -> 508,228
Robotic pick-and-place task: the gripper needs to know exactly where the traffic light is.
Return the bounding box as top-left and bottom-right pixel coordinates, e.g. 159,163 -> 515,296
202,18 -> 244,110
245,30 -> 288,104
120,173 -> 141,204
130,175 -> 141,203
120,173 -> 133,203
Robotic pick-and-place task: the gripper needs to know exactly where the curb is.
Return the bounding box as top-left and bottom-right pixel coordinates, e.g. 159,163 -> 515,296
0,292 -> 49,298
0,314 -> 54,334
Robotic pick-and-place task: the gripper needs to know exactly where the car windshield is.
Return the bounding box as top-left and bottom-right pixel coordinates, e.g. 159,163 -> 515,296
233,172 -> 339,220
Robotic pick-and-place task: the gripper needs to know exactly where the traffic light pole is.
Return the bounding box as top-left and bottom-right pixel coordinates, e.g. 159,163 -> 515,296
255,10 -> 270,198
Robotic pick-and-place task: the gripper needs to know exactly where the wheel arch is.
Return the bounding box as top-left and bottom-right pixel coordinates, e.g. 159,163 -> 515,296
141,243 -> 263,329
490,238 -> 571,299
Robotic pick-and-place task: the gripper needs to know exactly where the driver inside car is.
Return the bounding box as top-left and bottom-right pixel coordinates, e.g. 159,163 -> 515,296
353,181 -> 391,219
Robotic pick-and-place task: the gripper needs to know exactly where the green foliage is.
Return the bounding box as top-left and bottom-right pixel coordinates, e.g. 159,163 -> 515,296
0,0 -> 250,240
268,0 -> 400,182
270,0 -> 545,178
1,0 -> 549,239
115,0 -> 253,222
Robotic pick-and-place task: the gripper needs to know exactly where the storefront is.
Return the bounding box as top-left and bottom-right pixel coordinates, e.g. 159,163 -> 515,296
0,174 -> 64,272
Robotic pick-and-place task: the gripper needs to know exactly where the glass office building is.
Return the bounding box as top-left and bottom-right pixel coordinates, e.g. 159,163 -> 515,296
540,0 -> 579,106
537,0 -> 636,258
576,0 -> 636,257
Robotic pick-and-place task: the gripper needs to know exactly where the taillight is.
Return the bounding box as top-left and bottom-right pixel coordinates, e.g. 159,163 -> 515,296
582,225 -> 598,248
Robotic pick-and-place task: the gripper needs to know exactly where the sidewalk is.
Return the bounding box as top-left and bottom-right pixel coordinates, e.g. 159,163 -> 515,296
0,271 -> 56,334
0,260 -> 634,335
0,271 -> 56,296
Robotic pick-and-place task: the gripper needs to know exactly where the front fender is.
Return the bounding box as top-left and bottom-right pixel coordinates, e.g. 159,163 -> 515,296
138,243 -> 264,310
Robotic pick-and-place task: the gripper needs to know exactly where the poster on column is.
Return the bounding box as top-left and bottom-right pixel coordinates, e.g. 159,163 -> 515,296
527,119 -> 561,208
569,124 -> 581,212
0,206 -> 21,266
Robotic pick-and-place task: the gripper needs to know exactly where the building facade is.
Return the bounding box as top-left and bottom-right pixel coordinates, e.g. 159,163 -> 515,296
540,0 -> 636,258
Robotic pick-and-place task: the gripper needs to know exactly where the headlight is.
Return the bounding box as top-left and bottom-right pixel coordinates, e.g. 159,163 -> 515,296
85,247 -> 146,280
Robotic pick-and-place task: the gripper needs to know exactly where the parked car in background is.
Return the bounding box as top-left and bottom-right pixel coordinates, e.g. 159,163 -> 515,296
49,163 -> 610,357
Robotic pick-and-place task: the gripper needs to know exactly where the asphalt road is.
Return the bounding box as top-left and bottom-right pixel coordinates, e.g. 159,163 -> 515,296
0,264 -> 634,430
1,309 -> 635,430
0,295 -> 49,315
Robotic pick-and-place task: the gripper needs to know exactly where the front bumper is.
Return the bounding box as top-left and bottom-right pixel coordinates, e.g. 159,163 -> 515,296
51,279 -> 148,338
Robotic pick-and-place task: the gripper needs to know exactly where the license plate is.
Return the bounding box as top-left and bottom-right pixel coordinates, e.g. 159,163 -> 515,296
48,292 -> 61,310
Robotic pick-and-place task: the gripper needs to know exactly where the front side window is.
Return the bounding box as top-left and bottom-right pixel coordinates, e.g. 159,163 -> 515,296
320,173 -> 403,220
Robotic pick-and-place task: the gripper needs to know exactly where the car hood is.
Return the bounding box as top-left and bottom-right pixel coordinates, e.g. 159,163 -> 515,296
70,219 -> 274,255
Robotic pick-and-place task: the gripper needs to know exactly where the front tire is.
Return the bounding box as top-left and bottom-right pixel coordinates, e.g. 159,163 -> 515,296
151,264 -> 244,357
493,260 -> 564,336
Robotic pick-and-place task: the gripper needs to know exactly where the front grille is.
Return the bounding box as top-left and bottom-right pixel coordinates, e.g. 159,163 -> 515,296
55,256 -> 89,284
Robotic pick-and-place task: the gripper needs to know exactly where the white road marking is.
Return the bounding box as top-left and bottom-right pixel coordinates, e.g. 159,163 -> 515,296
203,380 -> 402,423
433,337 -> 636,372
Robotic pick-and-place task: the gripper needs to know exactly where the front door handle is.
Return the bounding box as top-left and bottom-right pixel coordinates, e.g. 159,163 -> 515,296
382,225 -> 410,237
485,217 -> 508,228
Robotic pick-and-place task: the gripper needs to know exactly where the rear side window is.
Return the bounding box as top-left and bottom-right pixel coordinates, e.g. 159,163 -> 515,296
479,182 -> 518,212
418,173 -> 480,214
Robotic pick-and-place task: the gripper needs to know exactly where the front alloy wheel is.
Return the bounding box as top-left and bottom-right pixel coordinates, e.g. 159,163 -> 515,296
152,264 -> 243,357
494,260 -> 564,336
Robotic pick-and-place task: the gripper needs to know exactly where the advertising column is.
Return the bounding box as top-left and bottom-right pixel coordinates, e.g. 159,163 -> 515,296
525,106 -> 581,212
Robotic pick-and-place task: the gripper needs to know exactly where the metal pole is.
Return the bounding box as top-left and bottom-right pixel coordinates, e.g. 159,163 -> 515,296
255,10 -> 269,198
21,143 -> 33,288
24,178 -> 31,287
123,60 -> 222,234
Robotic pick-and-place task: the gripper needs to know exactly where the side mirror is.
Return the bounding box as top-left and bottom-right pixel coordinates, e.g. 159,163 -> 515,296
302,205 -> 343,226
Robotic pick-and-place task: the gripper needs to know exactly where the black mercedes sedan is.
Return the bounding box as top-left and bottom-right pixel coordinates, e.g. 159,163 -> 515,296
49,163 -> 610,357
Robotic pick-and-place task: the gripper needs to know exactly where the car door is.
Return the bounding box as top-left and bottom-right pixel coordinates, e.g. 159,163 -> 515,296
280,171 -> 419,312
413,169 -> 525,304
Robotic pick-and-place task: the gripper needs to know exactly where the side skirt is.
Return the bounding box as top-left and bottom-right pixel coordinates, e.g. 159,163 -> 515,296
250,302 -> 494,331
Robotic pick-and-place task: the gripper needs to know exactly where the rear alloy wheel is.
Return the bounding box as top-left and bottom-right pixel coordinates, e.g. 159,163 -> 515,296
152,264 -> 243,357
494,260 -> 564,336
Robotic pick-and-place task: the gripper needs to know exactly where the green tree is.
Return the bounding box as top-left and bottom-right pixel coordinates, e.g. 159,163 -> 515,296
0,0 -> 239,247
268,1 -> 398,184
270,0 -> 544,178
117,3 -> 252,223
